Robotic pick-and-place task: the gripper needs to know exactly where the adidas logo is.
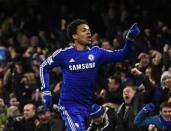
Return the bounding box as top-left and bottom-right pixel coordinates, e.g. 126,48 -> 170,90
69,58 -> 75,62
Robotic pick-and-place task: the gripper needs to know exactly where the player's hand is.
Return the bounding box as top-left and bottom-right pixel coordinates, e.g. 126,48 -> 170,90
126,23 -> 141,41
42,91 -> 52,111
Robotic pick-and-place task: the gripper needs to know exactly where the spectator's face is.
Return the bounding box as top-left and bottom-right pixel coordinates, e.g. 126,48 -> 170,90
140,56 -> 150,67
145,67 -> 152,77
123,86 -> 136,104
0,79 -> 3,89
38,31 -> 46,39
9,97 -> 19,106
15,63 -> 23,74
38,111 -> 51,124
144,28 -> 151,37
24,104 -> 35,120
112,38 -> 120,49
0,98 -> 4,107
93,116 -> 103,125
8,106 -> 20,117
163,77 -> 171,89
74,24 -> 92,45
101,41 -> 111,50
108,78 -> 119,91
30,36 -> 39,47
168,48 -> 171,56
160,107 -> 171,121
153,52 -> 162,64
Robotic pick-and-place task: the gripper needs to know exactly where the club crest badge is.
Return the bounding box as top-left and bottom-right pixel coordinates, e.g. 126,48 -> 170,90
88,54 -> 95,61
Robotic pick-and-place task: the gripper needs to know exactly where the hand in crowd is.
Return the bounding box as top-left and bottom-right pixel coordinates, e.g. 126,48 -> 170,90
148,124 -> 158,131
99,89 -> 107,99
163,44 -> 169,52
143,103 -> 155,113
131,67 -> 142,76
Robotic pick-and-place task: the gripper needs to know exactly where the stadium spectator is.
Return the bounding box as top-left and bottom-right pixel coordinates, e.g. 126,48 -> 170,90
35,105 -> 65,131
0,98 -> 8,130
134,102 -> 171,131
87,103 -> 117,131
115,84 -> 141,131
11,103 -> 37,131
1,0 -> 171,130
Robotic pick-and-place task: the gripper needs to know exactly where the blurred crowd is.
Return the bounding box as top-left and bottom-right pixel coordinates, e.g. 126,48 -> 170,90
0,0 -> 171,130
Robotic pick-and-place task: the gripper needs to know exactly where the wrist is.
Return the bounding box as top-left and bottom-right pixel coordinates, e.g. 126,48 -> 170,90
137,71 -> 142,75
126,36 -> 134,42
42,91 -> 52,96
142,108 -> 150,113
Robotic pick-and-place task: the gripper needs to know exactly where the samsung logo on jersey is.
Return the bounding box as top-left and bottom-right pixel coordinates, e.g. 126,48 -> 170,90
69,62 -> 95,71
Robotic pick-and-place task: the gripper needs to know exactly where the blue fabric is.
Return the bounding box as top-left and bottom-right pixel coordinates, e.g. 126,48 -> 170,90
0,47 -> 6,63
42,91 -> 52,110
143,103 -> 155,113
58,104 -> 89,131
90,104 -> 104,119
126,23 -> 141,41
134,109 -> 171,130
159,115 -> 171,129
40,41 -> 134,108
40,25 -> 140,130
37,105 -> 47,113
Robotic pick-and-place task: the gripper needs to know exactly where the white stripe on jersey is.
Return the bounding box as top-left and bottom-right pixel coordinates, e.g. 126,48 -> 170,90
58,105 -> 77,131
42,91 -> 52,96
40,61 -> 47,90
52,48 -> 62,58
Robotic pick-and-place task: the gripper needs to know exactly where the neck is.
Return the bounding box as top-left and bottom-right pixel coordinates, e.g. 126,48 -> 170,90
74,42 -> 88,51
160,115 -> 171,122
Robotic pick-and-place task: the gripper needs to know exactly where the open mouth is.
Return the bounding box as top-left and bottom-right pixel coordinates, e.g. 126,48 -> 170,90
87,36 -> 92,40
125,96 -> 129,99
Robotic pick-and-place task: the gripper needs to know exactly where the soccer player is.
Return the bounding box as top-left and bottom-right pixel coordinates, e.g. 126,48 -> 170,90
40,19 -> 140,131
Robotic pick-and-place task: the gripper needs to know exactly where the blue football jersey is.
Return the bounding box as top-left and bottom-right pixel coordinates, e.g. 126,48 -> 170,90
40,40 -> 134,108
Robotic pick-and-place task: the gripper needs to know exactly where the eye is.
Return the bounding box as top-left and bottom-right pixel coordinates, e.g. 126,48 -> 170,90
82,28 -> 87,32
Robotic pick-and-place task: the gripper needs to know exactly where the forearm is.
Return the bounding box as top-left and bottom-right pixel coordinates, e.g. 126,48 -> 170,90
137,73 -> 154,91
134,109 -> 147,128
122,39 -> 135,58
101,40 -> 135,63
40,61 -> 51,92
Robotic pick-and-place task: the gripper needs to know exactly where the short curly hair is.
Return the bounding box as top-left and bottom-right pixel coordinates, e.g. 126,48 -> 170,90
67,19 -> 88,42
160,101 -> 171,111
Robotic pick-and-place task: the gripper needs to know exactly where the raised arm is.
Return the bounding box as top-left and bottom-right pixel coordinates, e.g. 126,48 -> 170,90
134,103 -> 155,128
100,23 -> 141,63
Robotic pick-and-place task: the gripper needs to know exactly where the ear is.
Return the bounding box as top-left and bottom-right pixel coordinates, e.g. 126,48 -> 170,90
159,111 -> 161,115
72,34 -> 77,40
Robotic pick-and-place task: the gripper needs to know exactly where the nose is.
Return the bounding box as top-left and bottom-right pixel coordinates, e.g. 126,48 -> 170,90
86,29 -> 91,34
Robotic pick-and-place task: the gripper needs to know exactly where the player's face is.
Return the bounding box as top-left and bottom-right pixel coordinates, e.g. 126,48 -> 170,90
74,24 -> 92,45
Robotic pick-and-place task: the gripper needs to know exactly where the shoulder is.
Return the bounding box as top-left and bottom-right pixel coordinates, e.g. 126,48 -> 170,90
90,46 -> 100,50
90,46 -> 103,53
62,46 -> 74,51
52,46 -> 73,56
146,115 -> 160,123
92,46 -> 114,53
